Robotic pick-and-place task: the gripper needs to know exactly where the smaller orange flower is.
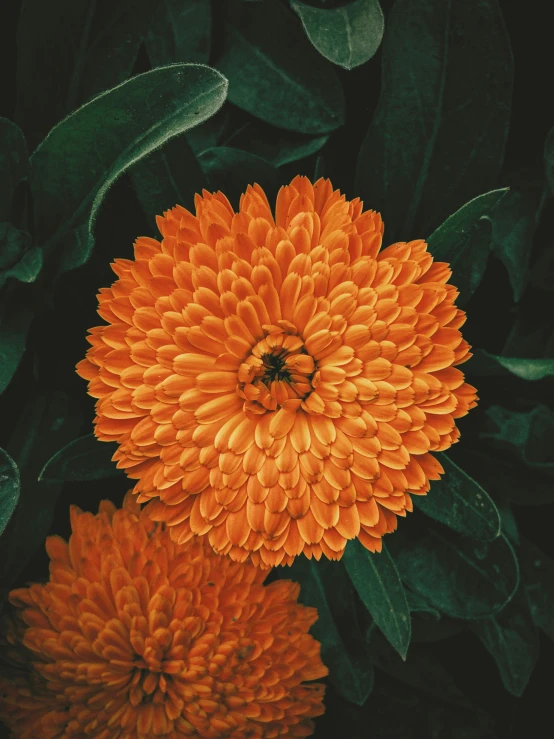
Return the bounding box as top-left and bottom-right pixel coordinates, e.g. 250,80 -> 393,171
0,494 -> 327,739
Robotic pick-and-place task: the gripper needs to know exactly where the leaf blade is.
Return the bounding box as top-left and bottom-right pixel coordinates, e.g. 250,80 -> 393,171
39,434 -> 123,483
0,447 -> 20,538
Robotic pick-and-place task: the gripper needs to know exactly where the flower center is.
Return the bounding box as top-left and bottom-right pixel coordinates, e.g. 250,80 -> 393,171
237,324 -> 316,412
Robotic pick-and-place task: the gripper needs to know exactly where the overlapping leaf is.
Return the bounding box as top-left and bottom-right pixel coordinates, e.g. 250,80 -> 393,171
0,448 -> 19,537
146,0 -> 211,66
39,434 -> 123,483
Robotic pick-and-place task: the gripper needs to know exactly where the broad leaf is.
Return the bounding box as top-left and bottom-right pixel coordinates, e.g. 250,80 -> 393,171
0,118 -> 28,222
216,0 -> 345,134
198,147 -> 284,209
0,447 -> 20,537
291,0 -> 384,70
519,538 -> 554,643
427,189 -> 507,306
343,540 -> 411,659
356,0 -> 512,242
393,530 -> 519,620
15,0 -> 160,148
471,590 -> 538,696
468,349 -> 554,380
406,589 -> 440,621
39,434 -> 123,483
130,134 -> 207,223
490,183 -> 542,302
288,557 -> 374,705
224,120 -> 328,167
0,282 -> 36,394
146,0 -> 211,65
414,454 -> 501,540
30,64 -> 228,273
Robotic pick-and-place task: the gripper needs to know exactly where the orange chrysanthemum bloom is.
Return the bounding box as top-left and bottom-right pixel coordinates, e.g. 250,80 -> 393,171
0,494 -> 327,739
77,176 -> 477,567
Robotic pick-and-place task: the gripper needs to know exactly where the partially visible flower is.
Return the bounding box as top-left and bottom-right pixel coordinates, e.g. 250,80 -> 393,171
0,494 -> 327,738
77,176 -> 477,567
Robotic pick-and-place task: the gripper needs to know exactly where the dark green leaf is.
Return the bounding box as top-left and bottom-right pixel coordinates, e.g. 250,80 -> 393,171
490,183 -> 542,302
0,447 -> 20,537
427,189 -> 507,306
216,0 -> 345,134
471,590 -> 538,696
356,0 -> 512,242
0,222 -> 31,271
468,349 -> 554,380
343,540 -> 411,658
393,530 -> 519,619
15,0 -> 160,149
291,0 -> 384,70
519,537 -> 554,643
30,64 -> 228,273
0,283 -> 35,394
498,505 -> 519,545
130,134 -> 207,223
406,589 -> 440,620
224,120 -> 328,167
0,390 -> 81,604
413,454 -> 501,540
288,557 -> 374,705
146,0 -> 211,65
186,110 -> 228,155
545,125 -> 554,197
0,118 -> 28,222
39,434 -> 123,482
198,147 -> 284,209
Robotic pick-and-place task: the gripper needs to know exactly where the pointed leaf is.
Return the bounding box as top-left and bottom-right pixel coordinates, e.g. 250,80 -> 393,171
0,283 -> 35,394
39,434 -> 123,482
224,119 -> 328,166
146,0 -> 211,65
30,64 -> 228,272
393,530 -> 519,620
216,0 -> 345,134
356,0 -> 512,242
468,349 -> 554,380
0,447 -> 20,537
427,189 -> 507,305
291,0 -> 384,70
343,540 -> 411,658
471,591 -> 538,696
0,118 -> 28,222
413,454 -> 501,540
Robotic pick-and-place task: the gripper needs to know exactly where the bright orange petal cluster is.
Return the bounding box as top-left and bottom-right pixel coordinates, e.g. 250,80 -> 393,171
0,494 -> 326,738
77,176 -> 477,567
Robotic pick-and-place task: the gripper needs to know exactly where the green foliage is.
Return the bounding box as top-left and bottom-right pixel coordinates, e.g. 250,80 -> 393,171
291,0 -> 384,70
0,118 -> 28,222
30,64 -> 228,274
222,120 -> 329,167
413,455 -> 501,540
519,538 -> 554,643
0,448 -> 19,537
39,434 -> 123,483
0,283 -> 36,394
146,0 -> 212,66
356,0 -> 512,242
343,541 -> 411,659
216,0 -> 345,134
468,349 -> 554,380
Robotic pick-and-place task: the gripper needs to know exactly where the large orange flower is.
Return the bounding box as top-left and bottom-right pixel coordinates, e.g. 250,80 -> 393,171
0,494 -> 326,738
77,176 -> 477,567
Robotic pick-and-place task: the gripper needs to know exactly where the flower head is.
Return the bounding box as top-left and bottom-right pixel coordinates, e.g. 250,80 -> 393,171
77,176 -> 477,567
0,494 -> 326,738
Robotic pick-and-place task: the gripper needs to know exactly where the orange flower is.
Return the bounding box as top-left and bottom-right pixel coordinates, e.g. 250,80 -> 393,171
0,494 -> 327,738
77,176 -> 477,567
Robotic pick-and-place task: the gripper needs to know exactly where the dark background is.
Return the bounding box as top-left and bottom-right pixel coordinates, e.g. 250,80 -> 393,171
0,1 -> 553,737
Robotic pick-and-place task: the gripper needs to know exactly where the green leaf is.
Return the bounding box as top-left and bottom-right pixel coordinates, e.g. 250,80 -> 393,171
15,0 -> 160,149
0,390 -> 81,605
186,110 -> 228,156
129,134 -> 207,223
30,64 -> 228,273
291,0 -> 384,70
39,434 -> 123,483
413,454 -> 501,540
356,0 -> 512,242
393,530 -> 519,620
0,223 -> 42,288
426,189 -> 507,306
545,125 -> 554,197
490,183 -> 542,302
406,589 -> 440,621
198,147 -> 284,209
0,283 -> 36,394
146,0 -> 211,65
468,349 -> 554,380
0,118 -> 28,222
216,0 -> 345,134
519,538 -> 554,643
224,120 -> 328,167
343,540 -> 411,659
0,447 -> 20,538
288,557 -> 374,705
471,590 -> 538,696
